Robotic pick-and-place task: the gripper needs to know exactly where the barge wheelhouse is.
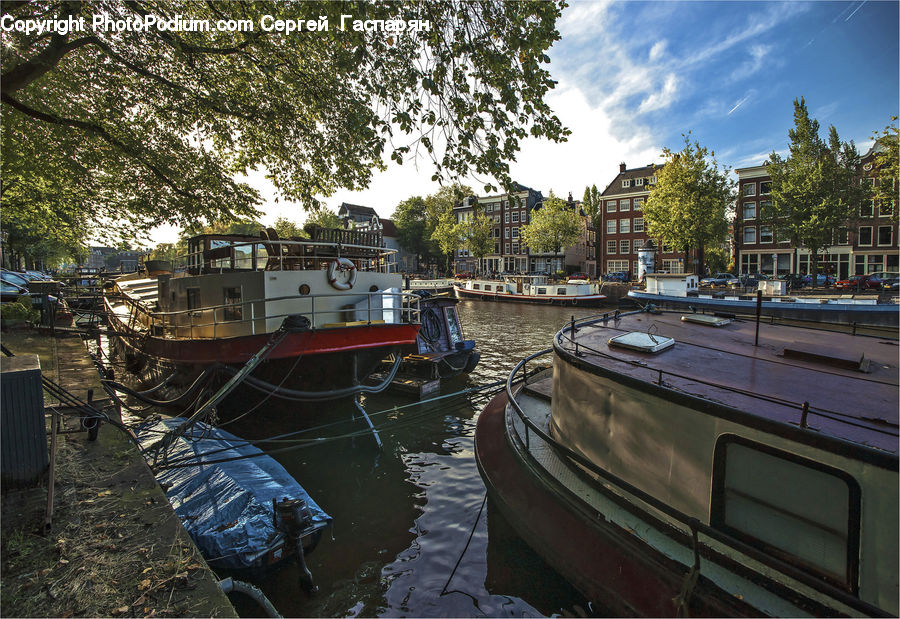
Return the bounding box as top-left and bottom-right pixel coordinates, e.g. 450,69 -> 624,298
454,274 -> 606,307
476,309 -> 898,616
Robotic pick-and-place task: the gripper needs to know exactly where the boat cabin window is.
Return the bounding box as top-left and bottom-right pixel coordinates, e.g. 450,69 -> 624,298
186,288 -> 201,311
537,287 -> 547,295
557,288 -> 566,295
473,284 -> 480,290
223,286 -> 243,321
484,285 -> 492,291
210,239 -> 233,270
445,307 -> 462,344
711,436 -> 860,591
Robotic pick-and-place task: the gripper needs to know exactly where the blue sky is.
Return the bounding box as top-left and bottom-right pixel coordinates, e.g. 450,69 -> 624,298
149,0 -> 899,244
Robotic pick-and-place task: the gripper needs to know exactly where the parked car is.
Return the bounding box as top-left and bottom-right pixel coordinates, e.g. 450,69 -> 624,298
834,275 -> 881,291
868,271 -> 899,290
731,273 -> 769,288
1,270 -> 33,288
568,272 -> 590,281
1,280 -> 28,303
700,273 -> 739,287
801,273 -> 835,287
602,271 -> 629,282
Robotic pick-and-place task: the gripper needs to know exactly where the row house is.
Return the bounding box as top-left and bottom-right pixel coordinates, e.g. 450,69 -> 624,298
734,144 -> 898,280
452,183 -> 545,275
597,162 -> 688,277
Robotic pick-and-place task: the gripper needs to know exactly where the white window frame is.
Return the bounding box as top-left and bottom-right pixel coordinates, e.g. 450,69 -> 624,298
759,225 -> 773,244
633,217 -> 644,233
635,177 -> 645,186
620,239 -> 630,254
512,243 -> 519,254
511,211 -> 519,223
633,238 -> 645,250
877,225 -> 893,247
743,226 -> 757,244
619,199 -> 631,212
633,197 -> 644,210
607,240 -> 617,254
743,183 -> 756,197
505,228 -> 510,239
607,220 -> 617,234
622,179 -> 632,188
619,219 -> 630,234
760,181 -> 771,195
743,202 -> 756,220
504,243 -> 510,254
606,201 -> 617,213
505,212 -> 510,223
512,227 -> 519,238
858,226 -> 873,246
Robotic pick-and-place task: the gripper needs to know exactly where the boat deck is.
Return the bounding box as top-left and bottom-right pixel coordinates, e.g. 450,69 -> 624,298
555,311 -> 898,454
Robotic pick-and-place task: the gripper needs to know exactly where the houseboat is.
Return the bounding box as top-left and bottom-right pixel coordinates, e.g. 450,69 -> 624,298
454,274 -> 606,307
628,273 -> 899,328
376,292 -> 479,397
476,308 -> 897,616
104,226 -> 421,403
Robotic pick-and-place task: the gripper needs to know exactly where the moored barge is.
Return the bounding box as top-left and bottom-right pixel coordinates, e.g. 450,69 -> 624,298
476,309 -> 898,616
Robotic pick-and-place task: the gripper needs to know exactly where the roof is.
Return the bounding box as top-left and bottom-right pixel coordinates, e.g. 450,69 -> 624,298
600,163 -> 664,198
380,218 -> 398,237
339,202 -> 377,217
557,311 -> 898,455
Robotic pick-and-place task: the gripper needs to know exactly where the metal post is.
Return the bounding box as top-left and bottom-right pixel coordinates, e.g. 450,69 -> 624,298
800,401 -> 810,428
43,410 -> 59,534
754,290 -> 762,347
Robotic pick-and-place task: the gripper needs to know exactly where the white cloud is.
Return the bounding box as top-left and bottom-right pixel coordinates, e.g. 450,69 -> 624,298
648,40 -> 667,62
638,74 -> 680,113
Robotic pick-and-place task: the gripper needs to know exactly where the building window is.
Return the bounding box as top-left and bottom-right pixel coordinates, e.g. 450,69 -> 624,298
622,179 -> 631,188
633,239 -> 645,250
743,202 -> 756,220
187,288 -> 201,311
512,212 -> 519,223
619,219 -> 630,234
649,176 -> 657,184
620,239 -> 630,254
759,200 -> 771,216
607,220 -> 617,234
879,200 -> 895,218
877,226 -> 893,246
606,201 -> 617,213
494,214 -> 500,223
635,177 -> 644,186
607,260 -> 629,272
860,201 -> 874,218
835,229 -> 849,245
742,183 -> 756,197
760,226 -> 773,244
504,243 -> 510,253
662,241 -> 673,253
505,212 -> 510,223
223,286 -> 243,321
505,228 -> 510,238
858,226 -> 873,246
662,259 -> 683,273
494,243 -> 499,253
607,240 -> 617,254
633,197 -> 644,210
711,436 -> 859,590
512,243 -> 519,254
512,227 -> 519,238
619,199 -> 631,212
760,181 -> 771,195
633,217 -> 644,233
743,226 -> 757,244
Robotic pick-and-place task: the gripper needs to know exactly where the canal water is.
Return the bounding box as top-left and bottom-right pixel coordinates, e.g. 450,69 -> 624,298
221,299 -> 613,617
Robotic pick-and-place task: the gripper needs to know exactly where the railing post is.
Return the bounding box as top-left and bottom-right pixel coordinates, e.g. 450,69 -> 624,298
250,301 -> 255,335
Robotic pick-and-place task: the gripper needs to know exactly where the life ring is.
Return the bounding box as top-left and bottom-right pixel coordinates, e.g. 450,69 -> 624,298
327,257 -> 357,290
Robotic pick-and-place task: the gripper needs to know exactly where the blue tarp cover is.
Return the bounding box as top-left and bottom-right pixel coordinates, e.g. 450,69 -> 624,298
136,418 -> 330,570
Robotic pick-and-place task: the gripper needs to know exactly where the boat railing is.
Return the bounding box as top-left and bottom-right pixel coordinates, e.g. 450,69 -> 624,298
503,312 -> 888,617
174,238 -> 399,275
113,290 -> 421,340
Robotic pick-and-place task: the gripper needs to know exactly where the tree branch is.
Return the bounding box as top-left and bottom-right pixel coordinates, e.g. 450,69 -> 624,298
1,92 -> 198,202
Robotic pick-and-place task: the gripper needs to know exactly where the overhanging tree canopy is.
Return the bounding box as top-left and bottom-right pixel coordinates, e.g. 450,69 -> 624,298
1,0 -> 569,250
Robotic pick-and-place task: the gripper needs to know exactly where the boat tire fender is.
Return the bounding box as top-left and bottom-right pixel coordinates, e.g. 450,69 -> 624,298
327,258 -> 357,290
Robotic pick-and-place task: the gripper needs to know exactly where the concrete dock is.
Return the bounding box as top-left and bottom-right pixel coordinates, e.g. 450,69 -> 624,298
1,331 -> 238,618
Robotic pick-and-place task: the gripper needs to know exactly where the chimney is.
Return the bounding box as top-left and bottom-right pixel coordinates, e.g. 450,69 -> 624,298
619,162 -> 627,173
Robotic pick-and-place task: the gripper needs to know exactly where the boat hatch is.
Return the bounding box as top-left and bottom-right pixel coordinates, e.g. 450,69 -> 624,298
783,341 -> 871,373
608,331 -> 675,353
680,314 -> 733,327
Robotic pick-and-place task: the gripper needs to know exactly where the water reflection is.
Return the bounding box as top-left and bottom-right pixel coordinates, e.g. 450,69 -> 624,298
195,300 -> 614,616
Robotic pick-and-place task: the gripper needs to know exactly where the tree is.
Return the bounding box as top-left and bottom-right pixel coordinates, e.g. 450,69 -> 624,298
1,1 -> 568,245
273,217 -> 306,239
643,134 -> 733,275
765,97 -> 870,279
582,184 -> 601,269
302,208 -> 343,234
393,196 -> 438,270
430,208 -> 464,273
871,117 -> 898,224
461,211 -> 494,273
520,191 -> 582,273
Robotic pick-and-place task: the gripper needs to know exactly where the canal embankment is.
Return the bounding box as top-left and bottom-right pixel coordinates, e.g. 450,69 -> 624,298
1,330 -> 237,618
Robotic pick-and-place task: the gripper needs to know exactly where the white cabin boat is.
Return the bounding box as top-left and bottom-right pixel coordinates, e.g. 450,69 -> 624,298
454,274 -> 606,307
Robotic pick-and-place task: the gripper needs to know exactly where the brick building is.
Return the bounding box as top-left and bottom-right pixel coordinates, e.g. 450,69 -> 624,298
598,162 -> 688,277
734,146 -> 898,280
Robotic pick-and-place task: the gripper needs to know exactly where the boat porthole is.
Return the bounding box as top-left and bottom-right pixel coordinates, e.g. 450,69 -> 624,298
299,284 -> 310,295
370,285 -> 379,292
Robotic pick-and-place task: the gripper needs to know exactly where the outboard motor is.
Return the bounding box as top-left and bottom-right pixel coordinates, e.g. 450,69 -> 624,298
273,497 -> 317,592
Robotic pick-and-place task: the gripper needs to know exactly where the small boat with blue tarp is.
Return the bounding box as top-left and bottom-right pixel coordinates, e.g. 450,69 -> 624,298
136,417 -> 330,589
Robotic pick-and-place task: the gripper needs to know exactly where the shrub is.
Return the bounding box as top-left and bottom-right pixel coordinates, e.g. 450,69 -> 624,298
0,297 -> 40,323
